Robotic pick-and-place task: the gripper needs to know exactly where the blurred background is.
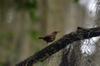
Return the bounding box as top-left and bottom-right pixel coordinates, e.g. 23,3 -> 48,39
0,0 -> 100,66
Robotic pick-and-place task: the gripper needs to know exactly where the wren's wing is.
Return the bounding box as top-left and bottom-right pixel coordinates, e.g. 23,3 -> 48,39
43,35 -> 54,43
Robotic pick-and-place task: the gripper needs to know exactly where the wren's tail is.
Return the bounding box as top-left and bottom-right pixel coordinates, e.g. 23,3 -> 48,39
38,37 -> 44,39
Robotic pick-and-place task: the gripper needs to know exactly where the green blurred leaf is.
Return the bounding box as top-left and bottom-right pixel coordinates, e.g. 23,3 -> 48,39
16,0 -> 37,10
0,63 -> 4,66
16,0 -> 38,22
74,0 -> 79,3
26,0 -> 37,10
30,31 -> 41,40
29,10 -> 39,22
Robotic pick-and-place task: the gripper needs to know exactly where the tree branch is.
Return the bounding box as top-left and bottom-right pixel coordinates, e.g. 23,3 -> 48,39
16,27 -> 100,66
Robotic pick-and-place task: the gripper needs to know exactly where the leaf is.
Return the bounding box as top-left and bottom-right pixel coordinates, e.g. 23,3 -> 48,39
29,9 -> 39,22
26,0 -> 37,10
74,0 -> 79,3
0,63 -> 4,66
30,31 -> 41,40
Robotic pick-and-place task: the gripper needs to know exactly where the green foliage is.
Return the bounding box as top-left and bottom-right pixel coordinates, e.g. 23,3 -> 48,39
0,64 -> 4,66
16,0 -> 39,22
29,9 -> 39,22
73,0 -> 79,3
16,0 -> 37,10
16,0 -> 40,41
26,0 -> 37,10
30,30 -> 41,41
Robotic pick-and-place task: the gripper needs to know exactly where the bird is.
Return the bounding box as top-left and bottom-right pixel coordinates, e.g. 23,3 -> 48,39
39,31 -> 58,43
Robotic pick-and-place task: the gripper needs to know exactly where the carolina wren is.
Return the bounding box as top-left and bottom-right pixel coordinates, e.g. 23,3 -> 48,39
39,31 -> 58,43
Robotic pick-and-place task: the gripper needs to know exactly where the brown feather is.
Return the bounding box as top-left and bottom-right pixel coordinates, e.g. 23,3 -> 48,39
39,31 -> 58,43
